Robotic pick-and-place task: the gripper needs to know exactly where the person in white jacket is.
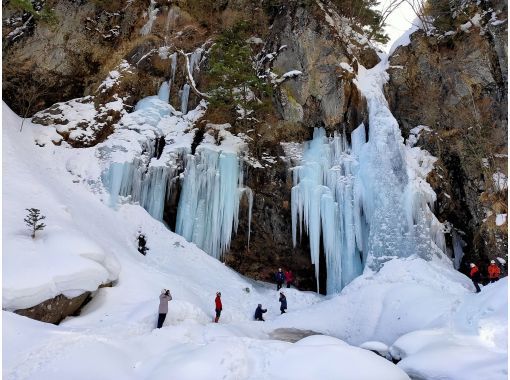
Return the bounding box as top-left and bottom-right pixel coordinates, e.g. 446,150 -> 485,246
157,289 -> 172,328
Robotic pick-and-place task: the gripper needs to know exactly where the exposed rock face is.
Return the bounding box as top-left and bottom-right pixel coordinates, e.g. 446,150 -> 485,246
386,9 -> 508,271
263,1 -> 377,132
14,292 -> 91,324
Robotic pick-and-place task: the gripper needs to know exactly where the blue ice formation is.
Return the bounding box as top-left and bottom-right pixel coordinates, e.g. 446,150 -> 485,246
175,149 -> 253,260
291,125 -> 446,294
102,160 -> 174,221
102,82 -> 252,260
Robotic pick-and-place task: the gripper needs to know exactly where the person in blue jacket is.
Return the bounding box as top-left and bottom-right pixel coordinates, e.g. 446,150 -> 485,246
254,304 -> 267,321
275,268 -> 285,290
279,292 -> 287,314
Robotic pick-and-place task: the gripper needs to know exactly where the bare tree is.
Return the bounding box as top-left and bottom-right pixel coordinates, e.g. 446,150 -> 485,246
16,81 -> 48,132
404,0 -> 433,33
367,0 -> 406,41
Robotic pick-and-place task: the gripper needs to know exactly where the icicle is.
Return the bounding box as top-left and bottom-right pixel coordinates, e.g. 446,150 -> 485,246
169,53 -> 177,84
102,161 -> 175,221
452,229 -> 465,270
158,82 -> 170,103
188,48 -> 204,79
175,149 -> 252,259
140,0 -> 158,36
180,84 -> 190,114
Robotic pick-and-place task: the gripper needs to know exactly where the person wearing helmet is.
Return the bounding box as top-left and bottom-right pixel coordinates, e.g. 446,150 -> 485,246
469,263 -> 481,293
214,292 -> 222,323
487,260 -> 501,283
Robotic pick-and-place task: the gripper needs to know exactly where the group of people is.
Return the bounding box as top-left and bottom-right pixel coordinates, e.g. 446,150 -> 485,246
275,268 -> 294,290
469,260 -> 502,293
157,289 -> 288,328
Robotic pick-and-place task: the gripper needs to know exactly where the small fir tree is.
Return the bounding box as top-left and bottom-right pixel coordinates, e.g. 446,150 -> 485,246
24,208 -> 46,238
205,21 -> 272,116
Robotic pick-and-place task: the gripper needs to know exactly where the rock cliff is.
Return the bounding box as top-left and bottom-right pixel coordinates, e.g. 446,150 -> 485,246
386,0 -> 507,271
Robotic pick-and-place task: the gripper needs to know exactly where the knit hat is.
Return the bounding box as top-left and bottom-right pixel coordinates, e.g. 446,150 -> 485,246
490,260 -> 496,264
470,263 -> 475,268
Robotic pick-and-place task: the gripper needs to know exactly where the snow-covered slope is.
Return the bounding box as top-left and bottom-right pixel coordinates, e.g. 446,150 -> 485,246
3,103 -> 408,379
3,74 -> 507,380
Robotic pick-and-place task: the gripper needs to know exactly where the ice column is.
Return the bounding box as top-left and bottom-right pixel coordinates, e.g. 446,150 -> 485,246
180,84 -> 190,114
291,127 -> 364,294
175,149 -> 253,260
102,160 -> 175,221
452,229 -> 466,270
158,82 -> 170,103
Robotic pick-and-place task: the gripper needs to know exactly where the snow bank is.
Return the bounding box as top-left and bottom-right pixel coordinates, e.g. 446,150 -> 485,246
3,104 -> 120,310
393,279 -> 508,380
268,257 -> 472,345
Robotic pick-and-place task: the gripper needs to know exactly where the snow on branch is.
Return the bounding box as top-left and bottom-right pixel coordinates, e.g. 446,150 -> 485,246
178,50 -> 210,99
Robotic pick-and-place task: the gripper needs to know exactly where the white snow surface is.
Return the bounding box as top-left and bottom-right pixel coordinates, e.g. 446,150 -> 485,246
495,213 -> 507,226
4,102 -> 408,379
3,50 -> 508,379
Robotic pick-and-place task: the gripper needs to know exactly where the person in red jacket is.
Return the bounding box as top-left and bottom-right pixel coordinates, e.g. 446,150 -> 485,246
488,260 -> 501,283
214,292 -> 222,323
285,270 -> 294,288
470,263 -> 481,293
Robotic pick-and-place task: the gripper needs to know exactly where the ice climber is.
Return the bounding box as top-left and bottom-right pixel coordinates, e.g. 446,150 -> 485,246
157,289 -> 172,328
214,292 -> 222,323
469,263 -> 481,293
279,292 -> 287,314
254,304 -> 267,321
275,268 -> 285,290
285,269 -> 294,288
488,260 -> 501,283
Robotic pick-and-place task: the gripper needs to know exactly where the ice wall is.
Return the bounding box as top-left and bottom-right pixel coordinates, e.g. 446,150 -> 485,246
102,160 -> 176,222
101,82 -> 252,260
175,149 -> 253,260
291,60 -> 446,294
291,127 -> 365,294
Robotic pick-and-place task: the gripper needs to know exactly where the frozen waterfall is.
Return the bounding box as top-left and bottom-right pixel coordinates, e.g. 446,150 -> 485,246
102,160 -> 176,222
291,60 -> 446,294
175,149 -> 253,260
291,127 -> 365,294
102,81 -> 252,261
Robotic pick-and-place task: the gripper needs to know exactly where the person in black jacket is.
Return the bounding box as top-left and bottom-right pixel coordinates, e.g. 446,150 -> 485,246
254,304 -> 267,321
138,233 -> 148,255
279,292 -> 287,314
275,268 -> 285,290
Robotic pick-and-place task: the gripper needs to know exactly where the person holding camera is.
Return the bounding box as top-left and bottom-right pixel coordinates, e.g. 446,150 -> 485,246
157,289 -> 172,328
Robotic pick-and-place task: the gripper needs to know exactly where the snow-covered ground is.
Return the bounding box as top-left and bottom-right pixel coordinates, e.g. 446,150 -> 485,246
2,55 -> 507,379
